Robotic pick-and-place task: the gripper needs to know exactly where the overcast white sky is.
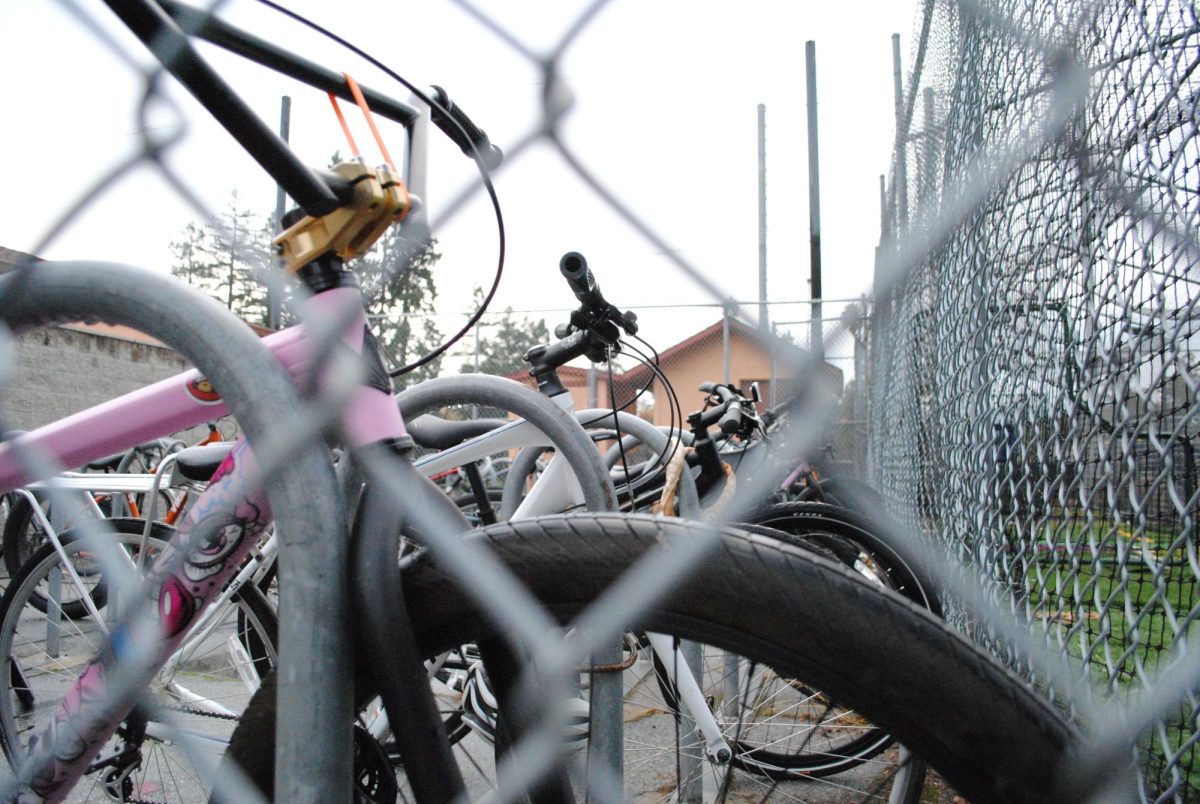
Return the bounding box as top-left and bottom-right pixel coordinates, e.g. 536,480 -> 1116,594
0,0 -> 919,355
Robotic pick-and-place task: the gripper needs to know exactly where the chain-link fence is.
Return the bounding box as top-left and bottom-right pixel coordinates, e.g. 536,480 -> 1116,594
8,0 -> 1200,800
869,0 -> 1200,799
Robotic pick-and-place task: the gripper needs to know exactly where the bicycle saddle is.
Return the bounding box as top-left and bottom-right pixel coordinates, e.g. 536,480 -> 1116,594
174,442 -> 236,482
407,414 -> 508,450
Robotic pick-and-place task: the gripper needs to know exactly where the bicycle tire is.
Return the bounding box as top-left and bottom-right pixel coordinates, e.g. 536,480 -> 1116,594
709,504 -> 937,782
0,495 -> 119,620
0,519 -> 278,803
795,476 -> 887,518
224,513 -> 1079,804
4,493 -> 42,580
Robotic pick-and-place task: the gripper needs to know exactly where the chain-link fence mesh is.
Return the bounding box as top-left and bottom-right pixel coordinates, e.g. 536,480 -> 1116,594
0,3 -> 925,799
869,0 -> 1200,798
4,0 -> 1199,800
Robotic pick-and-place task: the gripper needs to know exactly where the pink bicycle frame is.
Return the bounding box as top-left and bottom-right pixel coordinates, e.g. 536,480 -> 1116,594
0,286 -> 403,801
0,287 -> 403,491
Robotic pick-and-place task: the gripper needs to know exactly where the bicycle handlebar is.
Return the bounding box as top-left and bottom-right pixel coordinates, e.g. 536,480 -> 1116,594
158,0 -> 423,132
107,0 -> 343,216
559,252 -> 605,309
125,1 -> 500,222
718,403 -> 743,436
692,384 -> 753,436
525,252 -> 640,387
556,252 -> 638,339
430,86 -> 504,170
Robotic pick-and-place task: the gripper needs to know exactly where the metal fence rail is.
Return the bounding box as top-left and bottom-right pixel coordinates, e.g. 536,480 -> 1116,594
869,1 -> 1200,799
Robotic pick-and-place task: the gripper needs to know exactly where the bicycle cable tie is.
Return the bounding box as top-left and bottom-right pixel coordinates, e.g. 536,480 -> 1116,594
274,73 -> 411,272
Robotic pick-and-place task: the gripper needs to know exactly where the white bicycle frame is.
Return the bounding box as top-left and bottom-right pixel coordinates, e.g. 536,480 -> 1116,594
408,393 -> 735,766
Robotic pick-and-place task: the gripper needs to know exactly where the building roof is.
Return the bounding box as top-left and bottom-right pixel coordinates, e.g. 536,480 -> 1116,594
502,365 -> 599,387
0,246 -> 40,273
499,317 -> 843,395
59,318 -> 272,348
621,317 -> 842,389
59,322 -> 169,347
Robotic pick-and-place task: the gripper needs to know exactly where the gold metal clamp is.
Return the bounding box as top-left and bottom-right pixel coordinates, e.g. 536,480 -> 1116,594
272,159 -> 411,272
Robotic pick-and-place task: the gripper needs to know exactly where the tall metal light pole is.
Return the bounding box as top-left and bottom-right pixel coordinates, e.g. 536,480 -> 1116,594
805,41 -> 824,360
758,104 -> 769,332
892,33 -> 909,233
270,95 -> 291,331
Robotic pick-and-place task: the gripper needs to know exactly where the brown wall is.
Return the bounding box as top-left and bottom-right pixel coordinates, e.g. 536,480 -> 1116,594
647,330 -> 792,428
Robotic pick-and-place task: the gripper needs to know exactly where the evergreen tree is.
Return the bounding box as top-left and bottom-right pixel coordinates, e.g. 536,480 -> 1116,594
169,192 -> 274,325
460,286 -> 551,376
169,222 -> 210,290
357,228 -> 444,388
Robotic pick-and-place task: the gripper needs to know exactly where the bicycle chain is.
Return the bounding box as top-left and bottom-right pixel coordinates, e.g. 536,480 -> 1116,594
158,701 -> 241,721
104,704 -> 237,803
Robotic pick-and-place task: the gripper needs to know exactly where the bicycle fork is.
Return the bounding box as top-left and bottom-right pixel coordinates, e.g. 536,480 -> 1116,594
644,633 -> 733,765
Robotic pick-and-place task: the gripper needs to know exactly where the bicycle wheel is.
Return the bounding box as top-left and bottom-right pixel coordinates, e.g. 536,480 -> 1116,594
224,513 -> 1078,804
0,519 -> 277,803
3,493 -> 51,585
1,495 -> 117,620
623,633 -> 925,802
794,476 -> 888,519
702,502 -> 939,782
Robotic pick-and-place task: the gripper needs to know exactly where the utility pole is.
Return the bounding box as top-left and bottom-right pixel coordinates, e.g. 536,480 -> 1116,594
757,104 -> 769,332
805,41 -> 824,360
270,95 -> 291,331
892,33 -> 909,233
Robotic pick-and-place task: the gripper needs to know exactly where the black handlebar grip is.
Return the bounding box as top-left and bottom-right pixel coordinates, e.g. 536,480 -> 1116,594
718,404 -> 744,435
429,85 -> 503,170
559,252 -> 606,309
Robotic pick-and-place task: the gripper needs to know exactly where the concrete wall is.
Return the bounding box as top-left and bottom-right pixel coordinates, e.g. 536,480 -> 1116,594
1,325 -> 204,437
0,249 -> 232,453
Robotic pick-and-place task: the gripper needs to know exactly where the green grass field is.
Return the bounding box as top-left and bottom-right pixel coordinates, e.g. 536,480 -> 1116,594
1003,514 -> 1200,797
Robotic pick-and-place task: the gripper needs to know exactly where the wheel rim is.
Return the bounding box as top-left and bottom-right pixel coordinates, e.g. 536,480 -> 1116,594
0,525 -> 277,802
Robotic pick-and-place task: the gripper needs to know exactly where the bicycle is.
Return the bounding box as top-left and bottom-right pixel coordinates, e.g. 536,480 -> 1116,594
387,257 -> 944,800
0,3 -> 1093,803
236,257 -> 1048,803
1,428 -> 225,601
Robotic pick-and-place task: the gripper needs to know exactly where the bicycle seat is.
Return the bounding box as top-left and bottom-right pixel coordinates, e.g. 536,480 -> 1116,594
174,442 -> 236,482
84,452 -> 125,472
407,414 -> 508,450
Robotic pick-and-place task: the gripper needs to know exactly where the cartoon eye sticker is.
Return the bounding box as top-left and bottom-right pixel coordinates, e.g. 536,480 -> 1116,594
186,376 -> 222,404
182,515 -> 246,584
158,575 -> 196,637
